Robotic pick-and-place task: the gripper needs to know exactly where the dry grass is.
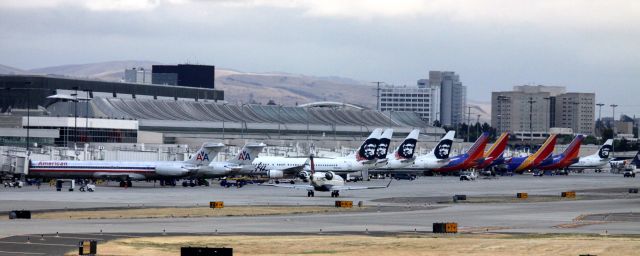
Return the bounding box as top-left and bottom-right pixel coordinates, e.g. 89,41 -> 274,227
29,206 -> 361,220
67,234 -> 640,256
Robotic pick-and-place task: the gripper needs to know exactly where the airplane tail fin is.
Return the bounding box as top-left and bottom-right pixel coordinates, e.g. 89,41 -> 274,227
631,149 -> 640,166
394,129 -> 419,160
228,143 -> 266,165
376,128 -> 394,160
485,132 -> 510,159
561,134 -> 584,160
466,132 -> 490,159
428,130 -> 455,159
356,128 -> 382,161
596,139 -> 614,159
184,142 -> 225,166
531,134 -> 558,161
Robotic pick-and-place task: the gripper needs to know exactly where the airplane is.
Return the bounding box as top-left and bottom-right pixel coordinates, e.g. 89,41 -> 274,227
376,129 -> 420,170
536,134 -> 585,171
404,130 -> 455,170
251,128 -> 384,179
475,132 -> 510,170
373,128 -> 394,168
192,143 -> 267,181
430,132 -> 490,172
28,143 -> 225,187
567,139 -> 613,172
504,134 -> 558,173
262,155 -> 391,197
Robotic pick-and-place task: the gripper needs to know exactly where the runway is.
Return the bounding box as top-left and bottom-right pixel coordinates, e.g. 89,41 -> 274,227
1,172 -> 640,255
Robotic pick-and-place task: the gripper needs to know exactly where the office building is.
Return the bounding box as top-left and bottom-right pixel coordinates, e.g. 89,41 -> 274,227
492,85 -> 595,137
124,68 -> 151,84
378,84 -> 438,124
428,71 -> 466,126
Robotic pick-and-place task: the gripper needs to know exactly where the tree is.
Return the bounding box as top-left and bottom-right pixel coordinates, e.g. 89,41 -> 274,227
602,128 -> 614,141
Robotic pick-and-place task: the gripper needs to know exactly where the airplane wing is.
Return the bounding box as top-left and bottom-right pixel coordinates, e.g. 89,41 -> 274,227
260,183 -> 314,190
329,180 -> 392,191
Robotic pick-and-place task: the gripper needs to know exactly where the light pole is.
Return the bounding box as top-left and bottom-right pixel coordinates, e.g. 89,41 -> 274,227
596,103 -> 605,136
543,97 -> 551,136
527,97 -> 536,147
278,105 -> 282,139
71,87 -> 79,147
611,104 -> 618,134
372,81 -> 384,111
25,83 -> 32,156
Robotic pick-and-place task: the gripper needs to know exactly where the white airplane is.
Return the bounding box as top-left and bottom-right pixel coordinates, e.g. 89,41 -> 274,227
195,143 -> 267,178
29,143 -> 224,187
373,128 -> 394,168
567,139 -> 613,171
406,130 -> 455,170
262,155 -> 391,197
252,128 -> 384,179
376,129 -> 420,170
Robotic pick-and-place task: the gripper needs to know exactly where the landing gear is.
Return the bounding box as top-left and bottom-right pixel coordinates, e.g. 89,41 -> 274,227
119,180 -> 132,187
330,191 -> 340,197
307,190 -> 315,197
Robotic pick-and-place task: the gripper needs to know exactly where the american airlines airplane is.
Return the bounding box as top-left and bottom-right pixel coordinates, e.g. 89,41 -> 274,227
568,139 -> 613,171
29,143 -> 224,187
262,155 -> 391,197
251,128 -> 384,179
195,143 -> 267,179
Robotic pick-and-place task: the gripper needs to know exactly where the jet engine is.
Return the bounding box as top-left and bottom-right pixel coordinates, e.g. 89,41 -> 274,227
268,170 -> 284,179
325,172 -> 334,180
298,171 -> 310,181
155,166 -> 190,177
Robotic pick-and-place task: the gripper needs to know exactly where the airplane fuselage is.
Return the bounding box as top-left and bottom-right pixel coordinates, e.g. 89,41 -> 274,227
28,160 -> 192,180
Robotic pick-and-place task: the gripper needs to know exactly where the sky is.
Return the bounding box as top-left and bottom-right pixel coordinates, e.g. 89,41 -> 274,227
1,0 -> 639,116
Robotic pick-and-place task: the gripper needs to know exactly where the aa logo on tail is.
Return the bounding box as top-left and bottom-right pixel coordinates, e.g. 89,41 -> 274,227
238,151 -> 251,161
196,151 -> 210,161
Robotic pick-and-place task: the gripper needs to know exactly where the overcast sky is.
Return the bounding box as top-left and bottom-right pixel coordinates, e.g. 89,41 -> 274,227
1,0 -> 639,116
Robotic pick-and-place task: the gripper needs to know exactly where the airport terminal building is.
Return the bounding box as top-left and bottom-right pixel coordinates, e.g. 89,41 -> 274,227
0,74 -> 443,148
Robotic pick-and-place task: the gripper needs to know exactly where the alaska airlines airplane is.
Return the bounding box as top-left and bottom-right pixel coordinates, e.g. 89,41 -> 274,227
376,129 -> 420,170
29,143 -> 224,186
262,155 -> 391,197
195,143 -> 267,178
431,132 -> 490,172
405,130 -> 455,170
251,129 -> 384,179
475,132 -> 510,170
536,135 -> 585,171
568,139 -> 613,171
373,128 -> 394,168
504,134 -> 558,173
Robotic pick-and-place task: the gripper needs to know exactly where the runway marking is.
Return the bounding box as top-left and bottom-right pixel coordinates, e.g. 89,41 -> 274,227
0,241 -> 76,247
0,250 -> 46,255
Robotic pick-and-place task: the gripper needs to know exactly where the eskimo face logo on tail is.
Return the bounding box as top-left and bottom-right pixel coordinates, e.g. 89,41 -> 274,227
195,151 -> 210,162
376,138 -> 391,159
599,145 -> 613,159
238,151 -> 251,161
434,139 -> 453,159
358,138 -> 379,161
396,138 -> 417,159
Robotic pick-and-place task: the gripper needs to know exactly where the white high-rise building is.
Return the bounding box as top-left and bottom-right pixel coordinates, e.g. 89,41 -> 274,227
124,68 -> 151,84
428,71 -> 466,126
378,84 -> 438,124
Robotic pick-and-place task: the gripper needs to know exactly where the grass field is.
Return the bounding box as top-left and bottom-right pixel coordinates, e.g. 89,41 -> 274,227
67,233 -> 640,256
23,206 -> 361,220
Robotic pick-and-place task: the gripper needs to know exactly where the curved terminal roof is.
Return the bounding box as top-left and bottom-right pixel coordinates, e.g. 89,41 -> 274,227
298,101 -> 365,110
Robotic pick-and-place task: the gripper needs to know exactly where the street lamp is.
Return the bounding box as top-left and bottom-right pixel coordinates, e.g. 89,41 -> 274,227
527,97 -> 536,147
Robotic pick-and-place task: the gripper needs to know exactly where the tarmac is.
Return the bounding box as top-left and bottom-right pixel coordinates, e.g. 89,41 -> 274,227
1,171 -> 640,255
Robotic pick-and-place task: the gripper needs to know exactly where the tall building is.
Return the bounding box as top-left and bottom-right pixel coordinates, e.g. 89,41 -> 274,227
492,85 -> 595,137
378,84 -> 437,124
428,71 -> 466,126
152,64 -> 215,88
124,67 -> 151,84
